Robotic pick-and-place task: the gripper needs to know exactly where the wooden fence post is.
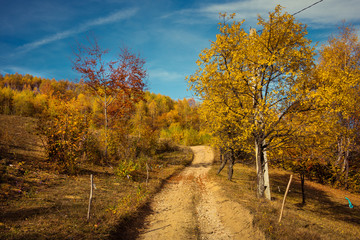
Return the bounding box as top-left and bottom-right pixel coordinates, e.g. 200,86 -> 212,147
146,162 -> 149,186
279,174 -> 293,223
87,174 -> 94,221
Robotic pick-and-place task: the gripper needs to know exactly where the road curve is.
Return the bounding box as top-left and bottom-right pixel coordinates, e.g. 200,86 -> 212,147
137,146 -> 264,240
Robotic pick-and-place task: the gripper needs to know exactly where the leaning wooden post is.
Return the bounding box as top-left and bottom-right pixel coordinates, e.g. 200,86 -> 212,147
279,174 -> 293,223
87,174 -> 94,221
146,162 -> 149,186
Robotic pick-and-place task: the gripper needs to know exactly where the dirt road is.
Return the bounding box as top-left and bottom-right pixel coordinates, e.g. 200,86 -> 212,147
138,146 -> 264,240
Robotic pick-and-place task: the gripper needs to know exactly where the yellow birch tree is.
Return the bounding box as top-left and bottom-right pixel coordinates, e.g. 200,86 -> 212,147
188,6 -> 315,199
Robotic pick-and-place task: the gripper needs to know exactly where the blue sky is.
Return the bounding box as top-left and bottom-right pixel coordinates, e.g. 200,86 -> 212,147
1,0 -> 360,100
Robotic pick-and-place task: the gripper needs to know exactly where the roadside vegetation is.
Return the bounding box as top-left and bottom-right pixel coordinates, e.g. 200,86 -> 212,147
188,5 -> 360,198
0,114 -> 193,239
210,154 -> 360,239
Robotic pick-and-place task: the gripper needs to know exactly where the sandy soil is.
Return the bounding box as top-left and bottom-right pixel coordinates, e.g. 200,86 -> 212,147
138,146 -> 264,240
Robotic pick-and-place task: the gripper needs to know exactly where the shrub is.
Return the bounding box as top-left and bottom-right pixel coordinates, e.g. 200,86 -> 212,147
83,132 -> 103,165
115,160 -> 140,180
156,138 -> 179,154
38,102 -> 89,174
160,124 -> 211,146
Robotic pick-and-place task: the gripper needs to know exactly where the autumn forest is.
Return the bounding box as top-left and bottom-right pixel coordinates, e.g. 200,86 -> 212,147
1,5 -> 360,239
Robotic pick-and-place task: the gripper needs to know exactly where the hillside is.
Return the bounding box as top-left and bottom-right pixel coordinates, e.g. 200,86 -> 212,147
210,157 -> 360,239
0,115 -> 47,201
0,114 -> 45,160
0,114 -> 194,239
2,114 -> 360,239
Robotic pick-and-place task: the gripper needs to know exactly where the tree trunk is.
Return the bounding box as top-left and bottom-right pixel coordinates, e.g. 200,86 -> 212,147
217,148 -> 228,175
335,137 -> 344,183
255,139 -> 271,200
300,173 -> 306,205
335,137 -> 343,166
104,93 -> 108,161
228,149 -> 235,181
337,137 -> 351,188
344,148 -> 350,189
217,158 -> 227,174
263,149 -> 271,200
82,114 -> 88,162
255,140 -> 264,198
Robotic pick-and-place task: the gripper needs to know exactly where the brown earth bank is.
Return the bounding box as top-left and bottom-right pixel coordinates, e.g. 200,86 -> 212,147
137,146 -> 264,240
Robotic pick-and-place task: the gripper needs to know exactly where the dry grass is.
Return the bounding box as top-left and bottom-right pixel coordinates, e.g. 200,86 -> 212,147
0,115 -> 49,202
209,153 -> 360,240
0,115 -> 46,160
0,114 -> 193,240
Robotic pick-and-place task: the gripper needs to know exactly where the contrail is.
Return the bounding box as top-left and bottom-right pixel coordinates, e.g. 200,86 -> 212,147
16,8 -> 138,54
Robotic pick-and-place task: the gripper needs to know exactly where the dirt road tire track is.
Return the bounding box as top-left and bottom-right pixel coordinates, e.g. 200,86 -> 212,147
138,146 -> 264,240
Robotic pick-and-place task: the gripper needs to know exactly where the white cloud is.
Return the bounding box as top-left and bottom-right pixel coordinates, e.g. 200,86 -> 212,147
199,0 -> 360,26
0,65 -> 50,78
84,8 -> 137,27
200,0 -> 268,16
149,68 -> 185,83
158,28 -> 211,49
16,8 -> 138,54
300,0 -> 359,22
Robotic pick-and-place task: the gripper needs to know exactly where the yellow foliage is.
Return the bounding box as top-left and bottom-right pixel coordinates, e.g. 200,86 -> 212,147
40,98 -> 90,174
188,5 -> 315,154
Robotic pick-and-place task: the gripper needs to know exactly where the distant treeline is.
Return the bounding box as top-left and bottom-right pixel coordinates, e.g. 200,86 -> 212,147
0,73 -> 210,174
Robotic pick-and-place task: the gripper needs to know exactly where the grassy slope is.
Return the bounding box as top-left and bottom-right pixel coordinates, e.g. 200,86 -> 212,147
0,114 -> 193,240
209,152 -> 360,240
